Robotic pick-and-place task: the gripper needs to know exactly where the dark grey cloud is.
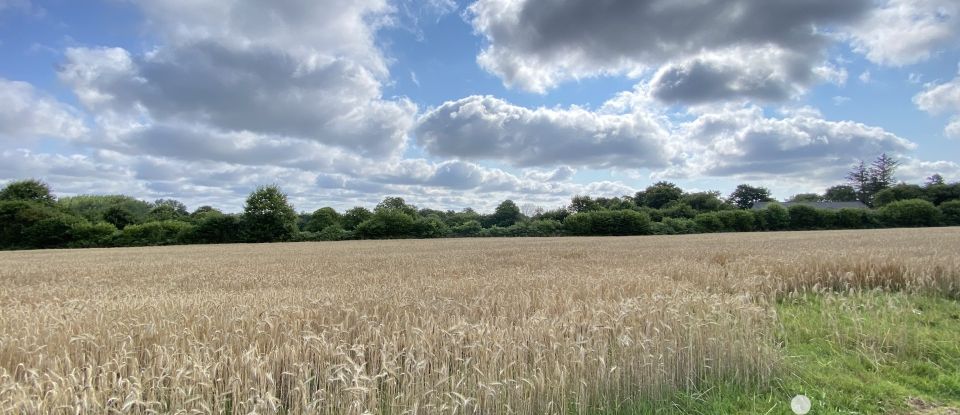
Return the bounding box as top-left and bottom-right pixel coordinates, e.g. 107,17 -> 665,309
470,0 -> 871,95
416,95 -> 671,168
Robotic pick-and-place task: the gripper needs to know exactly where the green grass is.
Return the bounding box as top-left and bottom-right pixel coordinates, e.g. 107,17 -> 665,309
602,293 -> 960,414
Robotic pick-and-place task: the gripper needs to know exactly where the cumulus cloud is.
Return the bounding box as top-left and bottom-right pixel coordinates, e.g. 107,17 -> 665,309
58,1 -> 416,158
677,105 -> 916,179
416,95 -> 671,168
468,0 -> 870,96
0,78 -> 88,142
913,71 -> 960,139
847,0 -> 960,66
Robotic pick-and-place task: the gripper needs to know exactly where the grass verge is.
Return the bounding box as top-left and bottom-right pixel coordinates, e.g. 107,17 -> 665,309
606,293 -> 960,414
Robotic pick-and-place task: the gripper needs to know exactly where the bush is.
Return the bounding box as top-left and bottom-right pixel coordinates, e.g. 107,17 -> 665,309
662,217 -> 697,234
761,204 -> 790,230
116,220 -> 194,246
878,199 -> 942,227
659,202 -> 697,219
835,208 -> 869,229
788,205 -> 821,230
356,209 -> 415,239
22,214 -> 85,248
649,222 -> 674,235
412,216 -> 449,238
0,200 -> 62,249
563,210 -> 651,236
68,222 -> 118,248
188,214 -> 241,244
450,220 -> 482,237
694,212 -> 727,233
941,200 -> 960,226
716,210 -> 756,232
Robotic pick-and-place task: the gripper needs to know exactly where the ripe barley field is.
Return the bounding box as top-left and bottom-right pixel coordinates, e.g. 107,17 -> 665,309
1,228 -> 959,414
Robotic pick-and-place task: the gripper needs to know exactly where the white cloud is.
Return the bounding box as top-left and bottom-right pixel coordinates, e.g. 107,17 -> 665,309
416,95 -> 672,169
0,78 -> 88,142
847,0 -> 960,66
913,71 -> 960,138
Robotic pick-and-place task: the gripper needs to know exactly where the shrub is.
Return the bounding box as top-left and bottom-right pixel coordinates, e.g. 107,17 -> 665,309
68,222 -> 118,248
941,200 -> 960,226
412,216 -> 449,238
878,199 -> 942,227
662,217 -> 697,234
649,222 -> 674,235
835,208 -> 869,229
659,202 -> 697,219
694,212 -> 726,233
0,200 -> 62,249
451,220 -> 482,237
787,205 -> 821,230
23,215 -> 86,248
356,209 -> 416,239
116,220 -> 194,246
563,210 -> 650,236
716,210 -> 756,232
761,204 -> 790,231
188,214 -> 242,244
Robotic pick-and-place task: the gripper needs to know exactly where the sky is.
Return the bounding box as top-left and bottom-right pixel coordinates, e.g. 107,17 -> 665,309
1,0 -> 960,213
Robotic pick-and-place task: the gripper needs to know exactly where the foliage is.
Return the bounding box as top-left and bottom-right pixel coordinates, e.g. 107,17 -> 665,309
0,179 -> 55,205
563,210 -> 650,236
878,199 -> 942,227
115,220 -> 194,246
635,181 -> 683,209
241,185 -> 298,243
341,207 -> 373,230
872,184 -> 926,207
188,214 -> 241,244
788,204 -> 822,230
305,207 -> 341,232
941,200 -> 960,226
356,209 -> 416,239
728,184 -> 773,209
488,200 -> 522,227
59,195 -> 152,224
824,185 -> 858,202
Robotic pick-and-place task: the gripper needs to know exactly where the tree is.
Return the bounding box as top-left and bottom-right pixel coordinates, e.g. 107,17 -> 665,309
868,153 -> 899,195
306,207 -> 341,232
490,200 -> 522,227
190,206 -> 223,220
376,197 -> 417,216
824,185 -> 858,202
926,174 -> 945,186
153,199 -> 189,216
147,204 -> 185,222
241,185 -> 298,242
846,160 -> 872,204
872,184 -> 926,207
356,209 -> 415,239
103,206 -> 136,229
0,179 -> 55,205
342,207 -> 373,230
636,181 -> 683,209
728,184 -> 773,209
788,193 -> 824,203
568,195 -> 599,213
682,191 -> 726,212
940,200 -> 960,226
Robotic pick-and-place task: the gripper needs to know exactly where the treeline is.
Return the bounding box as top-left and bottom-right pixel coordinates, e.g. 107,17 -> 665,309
1,156 -> 959,250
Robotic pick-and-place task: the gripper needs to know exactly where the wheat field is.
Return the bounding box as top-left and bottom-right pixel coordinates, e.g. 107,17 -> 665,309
1,228 -> 958,414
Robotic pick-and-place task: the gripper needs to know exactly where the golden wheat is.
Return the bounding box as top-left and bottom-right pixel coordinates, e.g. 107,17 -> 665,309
1,228 -> 958,414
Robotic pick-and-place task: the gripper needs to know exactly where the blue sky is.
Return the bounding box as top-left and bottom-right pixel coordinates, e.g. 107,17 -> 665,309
2,0 -> 960,212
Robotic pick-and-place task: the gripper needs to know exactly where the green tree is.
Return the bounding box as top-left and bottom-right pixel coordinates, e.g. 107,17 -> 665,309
103,206 -> 136,229
787,205 -> 822,230
728,184 -> 773,209
153,199 -> 189,216
681,191 -> 726,212
761,204 -> 790,231
376,197 -> 418,216
568,195 -> 600,213
241,185 -> 298,242
0,179 -> 55,205
342,207 -> 373,230
868,153 -> 899,195
788,193 -> 824,203
489,200 -> 522,227
846,161 -> 872,204
147,204 -> 185,222
306,207 -> 341,232
356,209 -> 415,239
824,185 -> 858,202
940,200 -> 960,226
636,181 -> 684,209
872,184 -> 926,207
